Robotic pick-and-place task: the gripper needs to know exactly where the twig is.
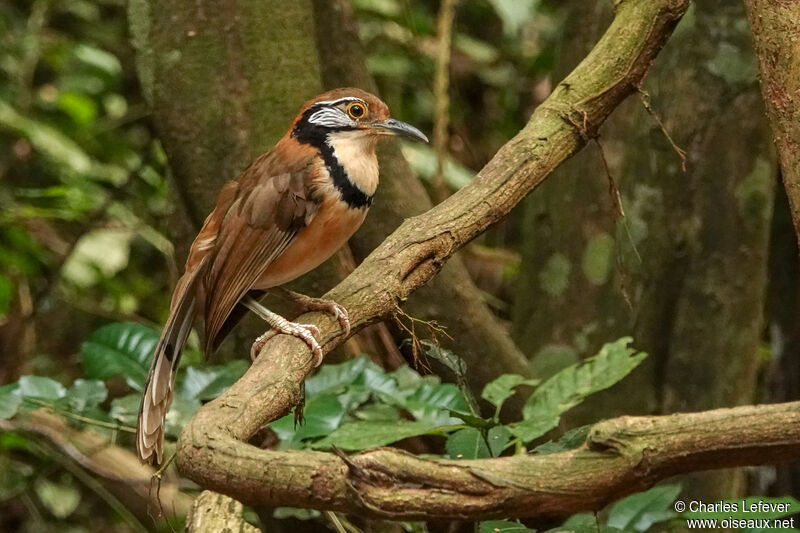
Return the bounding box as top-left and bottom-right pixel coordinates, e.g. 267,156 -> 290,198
637,89 -> 687,172
432,0 -> 459,202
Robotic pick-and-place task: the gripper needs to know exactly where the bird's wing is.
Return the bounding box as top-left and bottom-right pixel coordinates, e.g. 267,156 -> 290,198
200,160 -> 320,355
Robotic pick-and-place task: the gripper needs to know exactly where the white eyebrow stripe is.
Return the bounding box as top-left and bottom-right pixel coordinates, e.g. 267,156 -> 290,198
311,97 -> 364,108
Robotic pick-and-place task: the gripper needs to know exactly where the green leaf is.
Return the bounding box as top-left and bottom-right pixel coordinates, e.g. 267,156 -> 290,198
180,360 -> 248,401
405,383 -> 468,426
305,355 -> 372,396
81,322 -> 160,391
109,394 -> 140,427
481,374 -> 539,409
164,395 -> 201,438
66,379 -> 108,412
518,338 -> 646,442
35,478 -> 81,519
487,425 -> 512,457
271,393 -> 348,442
18,376 -> 67,400
446,427 -> 490,460
312,420 -> 435,451
0,384 -> 22,419
607,484 -> 681,531
448,409 -> 495,429
508,415 -> 560,442
534,425 -> 591,455
479,520 -> 533,533
58,91 -> 98,126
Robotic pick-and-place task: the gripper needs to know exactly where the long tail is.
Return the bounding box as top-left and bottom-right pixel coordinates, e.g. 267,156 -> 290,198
136,267 -> 204,464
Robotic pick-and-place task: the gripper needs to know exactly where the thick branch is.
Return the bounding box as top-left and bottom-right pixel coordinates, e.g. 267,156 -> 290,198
171,0 -> 773,519
743,0 -> 800,243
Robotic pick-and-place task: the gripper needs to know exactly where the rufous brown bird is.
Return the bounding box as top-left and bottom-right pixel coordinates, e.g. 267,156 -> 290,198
136,88 -> 427,464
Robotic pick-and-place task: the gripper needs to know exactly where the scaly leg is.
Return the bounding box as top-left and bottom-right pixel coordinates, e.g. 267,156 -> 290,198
273,287 -> 350,337
243,296 -> 322,364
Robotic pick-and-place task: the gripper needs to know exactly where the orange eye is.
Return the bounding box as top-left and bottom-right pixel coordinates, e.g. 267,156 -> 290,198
347,103 -> 366,119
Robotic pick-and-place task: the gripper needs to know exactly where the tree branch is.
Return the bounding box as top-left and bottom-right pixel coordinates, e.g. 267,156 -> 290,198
173,0 -> 800,520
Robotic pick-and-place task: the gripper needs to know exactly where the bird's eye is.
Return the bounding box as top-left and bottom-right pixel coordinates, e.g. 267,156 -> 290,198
347,103 -> 366,119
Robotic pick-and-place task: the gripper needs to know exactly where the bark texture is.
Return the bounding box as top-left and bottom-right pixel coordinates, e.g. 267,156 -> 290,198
512,0 -> 776,497
744,0 -> 800,242
744,0 -> 800,497
168,0 -> 788,518
187,491 -> 259,533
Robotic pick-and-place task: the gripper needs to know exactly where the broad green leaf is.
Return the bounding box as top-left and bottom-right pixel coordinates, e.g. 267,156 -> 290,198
109,394 -> 140,427
18,376 -> 67,400
390,365 -> 425,389
312,420 -> 435,451
508,414 -> 560,442
164,396 -> 201,437
354,403 -> 400,421
406,383 -> 468,426
519,338 -> 646,442
81,322 -> 160,391
421,342 -> 468,381
446,427 -> 490,460
545,514 -> 626,533
304,355 -> 372,396
534,425 -> 591,455
355,366 -> 398,396
271,393 -> 348,442
481,374 -> 539,409
67,379 -> 108,412
607,484 -> 681,531
487,425 -> 512,457
479,520 -> 533,533
180,360 -> 248,401
35,478 -> 81,519
0,384 -> 22,419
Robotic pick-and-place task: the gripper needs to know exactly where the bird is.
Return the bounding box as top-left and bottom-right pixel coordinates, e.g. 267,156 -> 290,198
136,88 -> 428,464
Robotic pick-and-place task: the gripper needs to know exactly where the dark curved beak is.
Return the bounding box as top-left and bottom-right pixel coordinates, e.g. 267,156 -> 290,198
373,118 -> 429,143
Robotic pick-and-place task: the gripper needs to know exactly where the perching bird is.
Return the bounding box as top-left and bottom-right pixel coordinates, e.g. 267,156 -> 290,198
136,88 -> 427,464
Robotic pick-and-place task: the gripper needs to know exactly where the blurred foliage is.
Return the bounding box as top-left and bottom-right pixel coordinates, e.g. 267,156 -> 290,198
0,0 -> 173,373
354,0 -> 562,182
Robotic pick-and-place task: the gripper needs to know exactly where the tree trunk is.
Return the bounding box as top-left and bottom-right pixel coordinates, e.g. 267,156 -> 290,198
512,0 -> 776,498
744,0 -> 800,497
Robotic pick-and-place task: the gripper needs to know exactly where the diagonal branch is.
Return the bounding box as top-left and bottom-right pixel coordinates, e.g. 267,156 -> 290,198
170,0 -> 800,520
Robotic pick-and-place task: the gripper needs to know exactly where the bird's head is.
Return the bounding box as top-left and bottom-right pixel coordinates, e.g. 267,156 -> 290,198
291,88 -> 428,150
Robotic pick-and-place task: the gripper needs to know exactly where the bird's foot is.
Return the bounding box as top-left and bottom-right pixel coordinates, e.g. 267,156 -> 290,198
274,288 -> 350,337
250,321 -> 322,364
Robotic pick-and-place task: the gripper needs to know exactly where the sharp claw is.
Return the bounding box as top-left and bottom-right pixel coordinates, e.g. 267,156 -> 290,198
330,304 -> 350,337
252,322 -> 323,366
